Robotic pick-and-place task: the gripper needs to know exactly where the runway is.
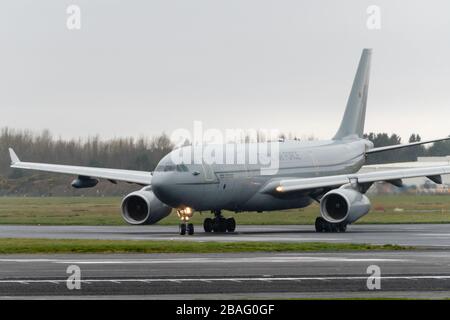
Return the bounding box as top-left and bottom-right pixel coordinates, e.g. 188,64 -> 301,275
1,224 -> 450,247
2,224 -> 450,298
1,250 -> 450,298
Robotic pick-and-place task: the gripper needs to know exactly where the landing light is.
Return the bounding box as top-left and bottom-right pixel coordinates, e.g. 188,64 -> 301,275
176,206 -> 194,221
276,186 -> 284,192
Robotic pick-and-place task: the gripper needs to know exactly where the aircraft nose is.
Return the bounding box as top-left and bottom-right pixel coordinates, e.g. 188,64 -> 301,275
152,173 -> 165,195
152,173 -> 175,205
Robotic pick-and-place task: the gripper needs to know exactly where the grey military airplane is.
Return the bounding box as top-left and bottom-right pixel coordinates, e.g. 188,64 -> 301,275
9,49 -> 450,235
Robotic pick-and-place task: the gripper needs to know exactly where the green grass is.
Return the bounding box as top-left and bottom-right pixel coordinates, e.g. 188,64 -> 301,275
1,195 -> 450,225
0,238 -> 410,254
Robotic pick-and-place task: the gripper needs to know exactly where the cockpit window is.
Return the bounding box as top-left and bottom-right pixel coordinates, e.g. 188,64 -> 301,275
155,165 -> 175,172
176,164 -> 189,172
164,165 -> 176,172
155,164 -> 189,172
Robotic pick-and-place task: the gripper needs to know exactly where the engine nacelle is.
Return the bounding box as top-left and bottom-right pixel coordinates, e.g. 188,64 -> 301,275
320,188 -> 371,224
121,187 -> 172,225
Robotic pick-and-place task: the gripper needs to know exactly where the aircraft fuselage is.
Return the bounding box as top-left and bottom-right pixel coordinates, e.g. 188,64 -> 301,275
151,138 -> 372,212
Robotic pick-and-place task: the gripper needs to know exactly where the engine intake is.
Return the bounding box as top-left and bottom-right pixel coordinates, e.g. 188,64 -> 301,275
320,188 -> 371,224
121,187 -> 172,225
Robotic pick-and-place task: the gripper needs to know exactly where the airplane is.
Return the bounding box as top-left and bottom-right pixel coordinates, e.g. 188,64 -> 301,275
8,48 -> 450,235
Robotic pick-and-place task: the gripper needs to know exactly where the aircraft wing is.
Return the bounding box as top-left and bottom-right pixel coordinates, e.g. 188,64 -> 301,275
362,159 -> 450,170
366,137 -> 450,154
262,165 -> 450,194
8,148 -> 152,185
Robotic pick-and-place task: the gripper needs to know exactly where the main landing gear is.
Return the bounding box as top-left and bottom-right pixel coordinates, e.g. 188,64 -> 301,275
315,217 -> 347,233
203,210 -> 236,233
177,207 -> 194,236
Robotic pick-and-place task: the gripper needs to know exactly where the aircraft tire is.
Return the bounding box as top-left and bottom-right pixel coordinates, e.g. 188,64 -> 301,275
187,223 -> 194,235
213,217 -> 227,233
179,223 -> 186,235
315,217 -> 347,233
315,217 -> 326,232
203,218 -> 213,232
226,218 -> 236,232
331,223 -> 339,233
218,217 -> 227,232
338,223 -> 347,232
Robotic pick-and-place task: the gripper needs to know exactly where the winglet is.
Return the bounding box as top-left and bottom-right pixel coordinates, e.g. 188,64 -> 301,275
8,148 -> 20,164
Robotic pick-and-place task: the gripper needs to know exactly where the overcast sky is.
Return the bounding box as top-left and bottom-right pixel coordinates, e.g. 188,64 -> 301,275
1,0 -> 450,142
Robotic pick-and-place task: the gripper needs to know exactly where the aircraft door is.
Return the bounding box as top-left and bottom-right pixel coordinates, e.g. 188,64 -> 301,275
202,162 -> 215,182
308,150 -> 319,177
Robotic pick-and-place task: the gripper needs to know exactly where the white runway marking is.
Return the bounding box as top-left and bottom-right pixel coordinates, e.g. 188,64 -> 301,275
0,257 -> 409,265
169,280 -> 181,284
109,280 -> 121,284
416,234 -> 450,237
0,275 -> 449,284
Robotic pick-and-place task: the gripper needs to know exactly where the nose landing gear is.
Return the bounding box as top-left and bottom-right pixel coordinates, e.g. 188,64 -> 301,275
177,207 -> 194,235
203,211 -> 236,233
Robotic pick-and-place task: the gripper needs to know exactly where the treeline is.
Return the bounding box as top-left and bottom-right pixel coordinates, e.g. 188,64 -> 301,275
1,128 -> 450,196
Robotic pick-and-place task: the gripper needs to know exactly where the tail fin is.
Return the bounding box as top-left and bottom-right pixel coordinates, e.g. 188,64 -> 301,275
333,48 -> 372,140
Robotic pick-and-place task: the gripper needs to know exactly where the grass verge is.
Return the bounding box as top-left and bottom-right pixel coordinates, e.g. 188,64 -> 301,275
0,238 -> 411,254
2,195 -> 450,225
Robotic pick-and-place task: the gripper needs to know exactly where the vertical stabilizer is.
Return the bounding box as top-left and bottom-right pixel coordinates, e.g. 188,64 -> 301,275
333,49 -> 372,140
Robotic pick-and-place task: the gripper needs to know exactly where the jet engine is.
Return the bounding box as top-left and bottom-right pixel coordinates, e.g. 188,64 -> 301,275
121,187 -> 172,225
320,188 -> 371,224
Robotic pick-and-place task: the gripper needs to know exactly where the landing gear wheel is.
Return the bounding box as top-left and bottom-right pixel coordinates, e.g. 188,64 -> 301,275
314,217 -> 347,233
213,217 -> 227,233
226,218 -> 236,232
208,211 -> 237,233
203,218 -> 213,233
220,218 -> 227,232
315,217 -> 326,232
331,223 -> 339,233
338,223 -> 347,232
187,223 -> 194,235
179,223 -> 186,235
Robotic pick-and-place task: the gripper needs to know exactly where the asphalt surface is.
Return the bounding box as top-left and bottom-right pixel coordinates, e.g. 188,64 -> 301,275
1,250 -> 450,298
1,224 -> 450,298
1,224 -> 450,247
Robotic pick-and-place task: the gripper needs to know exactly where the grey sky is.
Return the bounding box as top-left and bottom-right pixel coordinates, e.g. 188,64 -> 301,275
1,0 -> 450,141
